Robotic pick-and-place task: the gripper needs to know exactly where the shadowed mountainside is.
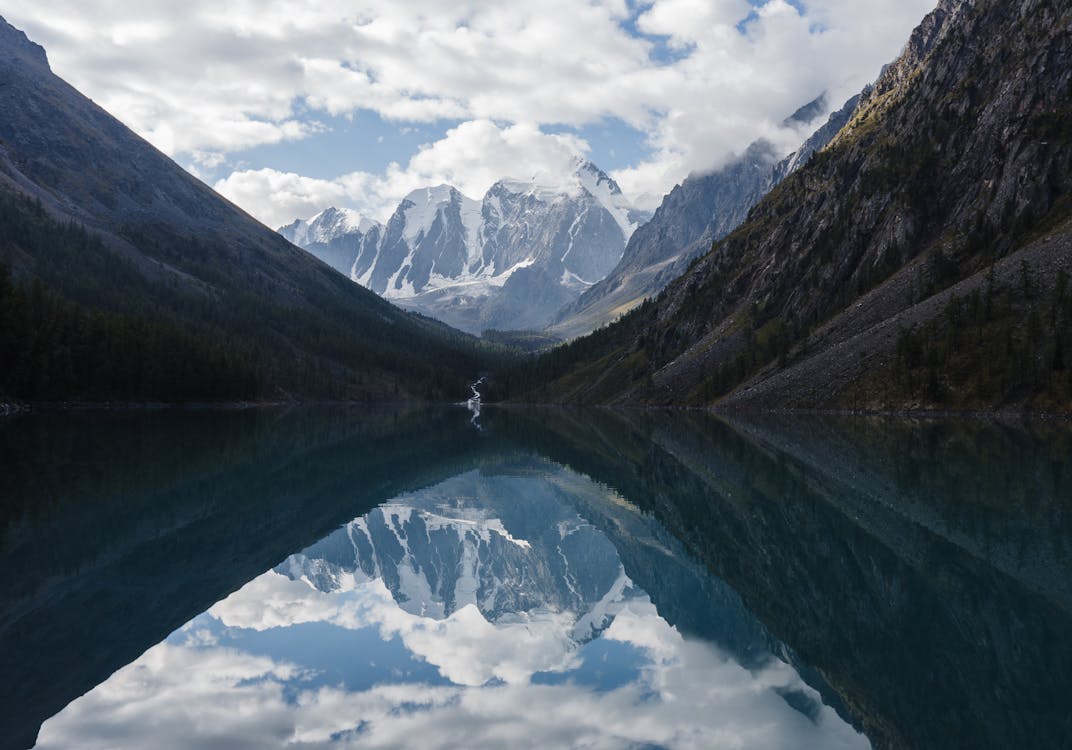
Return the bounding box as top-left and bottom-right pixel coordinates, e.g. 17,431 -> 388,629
547,94 -> 861,340
0,18 -> 505,403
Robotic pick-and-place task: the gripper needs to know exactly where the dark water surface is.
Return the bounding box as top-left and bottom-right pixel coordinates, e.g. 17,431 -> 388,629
1,407 -> 1070,749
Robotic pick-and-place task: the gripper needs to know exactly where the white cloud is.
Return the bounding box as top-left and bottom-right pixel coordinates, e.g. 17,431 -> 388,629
397,121 -> 589,196
637,0 -> 754,43
214,120 -> 593,226
3,0 -> 938,221
35,642 -> 311,750
38,569 -> 870,750
215,168 -> 364,229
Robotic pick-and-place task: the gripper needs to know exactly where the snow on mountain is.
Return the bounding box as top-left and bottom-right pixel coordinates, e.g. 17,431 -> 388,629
279,161 -> 651,334
548,94 -> 862,340
280,206 -> 376,247
574,158 -> 646,239
398,185 -> 472,247
278,207 -> 381,277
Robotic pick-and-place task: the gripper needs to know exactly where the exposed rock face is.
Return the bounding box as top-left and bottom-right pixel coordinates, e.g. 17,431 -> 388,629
278,207 -> 377,277
510,0 -> 1072,411
281,162 -> 648,334
548,96 -> 861,340
0,15 -> 48,69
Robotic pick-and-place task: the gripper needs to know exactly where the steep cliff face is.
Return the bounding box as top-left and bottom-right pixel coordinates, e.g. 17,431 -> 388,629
281,162 -> 647,334
504,0 -> 1072,411
547,96 -> 861,340
547,141 -> 783,340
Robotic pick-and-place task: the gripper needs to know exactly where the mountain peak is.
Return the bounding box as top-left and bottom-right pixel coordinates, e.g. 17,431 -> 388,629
783,92 -> 828,128
283,157 -> 644,333
491,175 -> 574,203
279,206 -> 377,247
490,159 -> 629,210
0,14 -> 495,404
314,206 -> 375,233
402,184 -> 467,206
574,158 -> 624,197
0,17 -> 50,71
528,0 -> 1072,412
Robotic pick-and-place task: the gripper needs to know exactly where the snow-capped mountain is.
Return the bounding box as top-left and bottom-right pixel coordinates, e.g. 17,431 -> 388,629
279,206 -> 376,247
278,207 -> 379,277
279,160 -> 651,334
356,184 -> 482,299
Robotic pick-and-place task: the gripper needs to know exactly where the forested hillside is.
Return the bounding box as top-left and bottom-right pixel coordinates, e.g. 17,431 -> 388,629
0,18 -> 507,404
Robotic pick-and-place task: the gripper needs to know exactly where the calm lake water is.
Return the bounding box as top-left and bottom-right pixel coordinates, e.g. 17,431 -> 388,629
2,407 -> 1070,749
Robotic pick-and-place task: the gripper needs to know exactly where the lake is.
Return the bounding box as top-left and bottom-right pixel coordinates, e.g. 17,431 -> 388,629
2,407 -> 1070,749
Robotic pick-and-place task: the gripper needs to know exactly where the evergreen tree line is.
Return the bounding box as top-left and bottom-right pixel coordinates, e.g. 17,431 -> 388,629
483,298 -> 658,402
0,189 -> 510,403
888,265 -> 1072,408
0,264 -> 259,402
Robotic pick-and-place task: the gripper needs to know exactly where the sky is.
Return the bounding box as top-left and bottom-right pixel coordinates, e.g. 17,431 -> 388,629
5,1 -> 937,229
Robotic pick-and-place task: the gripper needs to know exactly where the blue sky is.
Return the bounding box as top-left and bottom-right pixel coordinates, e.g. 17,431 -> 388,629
4,0 -> 937,227
232,112 -> 653,184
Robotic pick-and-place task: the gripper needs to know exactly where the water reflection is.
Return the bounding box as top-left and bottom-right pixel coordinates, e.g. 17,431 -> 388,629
0,407 -> 491,750
34,462 -> 866,750
486,409 -> 1072,749
2,407 -> 1070,749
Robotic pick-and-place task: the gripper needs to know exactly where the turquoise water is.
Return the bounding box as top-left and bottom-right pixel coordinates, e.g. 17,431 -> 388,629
2,407 -> 1070,749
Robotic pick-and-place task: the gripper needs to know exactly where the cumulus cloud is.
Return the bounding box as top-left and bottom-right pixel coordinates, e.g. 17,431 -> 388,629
39,570 -> 869,750
34,643 -> 311,750
215,120 -> 593,226
215,168 -> 367,229
3,0 -> 938,221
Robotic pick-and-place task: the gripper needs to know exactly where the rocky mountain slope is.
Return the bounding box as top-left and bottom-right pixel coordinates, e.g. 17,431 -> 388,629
281,161 -> 649,335
277,207 -> 378,277
496,0 -> 1072,413
546,95 -> 861,340
0,17 -> 502,403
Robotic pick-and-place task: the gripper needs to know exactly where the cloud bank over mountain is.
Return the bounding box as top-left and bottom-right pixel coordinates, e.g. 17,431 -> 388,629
4,0 -> 936,227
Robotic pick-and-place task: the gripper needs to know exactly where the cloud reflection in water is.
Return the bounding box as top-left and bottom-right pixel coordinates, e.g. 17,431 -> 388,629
35,467 -> 868,750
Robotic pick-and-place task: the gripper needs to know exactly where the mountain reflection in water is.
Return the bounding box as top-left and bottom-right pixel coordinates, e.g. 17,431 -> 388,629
2,407 -> 1070,750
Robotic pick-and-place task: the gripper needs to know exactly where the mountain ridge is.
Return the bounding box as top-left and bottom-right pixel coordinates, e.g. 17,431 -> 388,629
280,159 -> 650,334
0,16 -> 503,403
547,93 -> 861,340
493,0 -> 1072,413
